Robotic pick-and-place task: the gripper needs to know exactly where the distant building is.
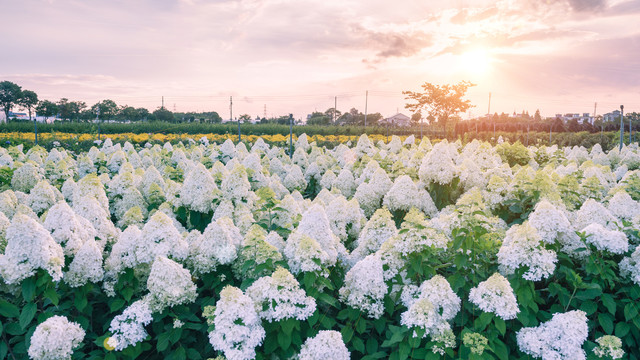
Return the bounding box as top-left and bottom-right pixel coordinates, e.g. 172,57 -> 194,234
381,113 -> 411,127
603,110 -> 621,122
555,112 -> 594,124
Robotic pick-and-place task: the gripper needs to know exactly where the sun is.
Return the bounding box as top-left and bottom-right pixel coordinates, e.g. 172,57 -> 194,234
459,49 -> 492,76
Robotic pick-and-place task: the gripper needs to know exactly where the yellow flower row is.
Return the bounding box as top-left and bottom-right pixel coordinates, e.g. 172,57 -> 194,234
0,132 -> 409,145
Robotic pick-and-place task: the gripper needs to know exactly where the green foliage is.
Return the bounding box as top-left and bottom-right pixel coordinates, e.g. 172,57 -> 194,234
495,142 -> 531,167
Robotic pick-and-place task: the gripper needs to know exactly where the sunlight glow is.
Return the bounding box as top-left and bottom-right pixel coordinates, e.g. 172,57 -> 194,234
459,49 -> 492,76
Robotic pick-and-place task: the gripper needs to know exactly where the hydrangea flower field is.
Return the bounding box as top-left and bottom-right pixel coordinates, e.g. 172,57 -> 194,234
0,134 -> 639,360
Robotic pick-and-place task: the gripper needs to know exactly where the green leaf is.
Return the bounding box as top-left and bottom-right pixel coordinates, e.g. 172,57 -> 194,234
352,337 -> 365,353
0,300 -> 19,318
366,338 -> 379,354
280,318 -> 295,335
172,346 -> 186,360
491,339 -> 509,360
494,317 -> 506,336
43,287 -> 59,306
598,313 -> 614,334
474,312 -> 493,331
109,299 -> 125,313
615,321 -> 630,338
277,331 -> 291,350
624,303 -> 638,322
19,302 -> 37,329
341,326 -> 354,343
157,332 -> 171,352
21,277 -> 36,302
74,295 -> 88,312
121,287 -> 134,302
601,294 -> 616,315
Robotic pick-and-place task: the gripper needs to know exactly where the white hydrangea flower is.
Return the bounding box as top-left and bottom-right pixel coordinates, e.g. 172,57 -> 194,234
187,217 -> 242,275
64,239 -> 104,288
136,211 -> 188,265
0,214 -> 64,284
468,273 -> 519,320
246,266 -> 316,322
283,165 -> 307,191
350,208 -> 397,265
383,175 -> 421,213
221,164 -> 251,203
180,163 -> 220,213
0,190 -> 18,218
28,316 -> 85,360
72,173 -> 110,213
12,162 -> 42,193
619,247 -> 640,285
516,310 -> 588,360
391,208 -> 449,256
44,201 -> 98,256
326,196 -> 364,241
593,335 -> 624,359
419,141 -> 458,185
73,195 -> 119,244
298,330 -> 350,360
284,232 -> 333,274
339,254 -> 388,319
607,190 -> 640,221
333,168 -> 356,198
582,223 -> 628,254
146,256 -> 197,312
400,275 -> 461,338
497,222 -> 557,281
528,200 -> 572,244
574,199 -> 621,231
27,180 -> 57,214
208,286 -> 266,360
108,299 -> 153,351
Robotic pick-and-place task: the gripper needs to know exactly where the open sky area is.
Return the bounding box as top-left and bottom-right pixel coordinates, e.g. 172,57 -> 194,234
1,0 -> 639,120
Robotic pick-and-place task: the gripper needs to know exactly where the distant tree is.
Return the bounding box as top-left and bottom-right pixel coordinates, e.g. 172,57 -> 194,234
119,106 -> 138,121
70,101 -> 86,122
153,107 -> 174,122
18,90 -> 38,121
534,109 -> 542,122
410,111 -> 422,126
35,100 -> 58,121
307,112 -> 332,126
57,98 -> 73,121
365,112 -> 382,126
404,81 -> 475,135
136,108 -> 150,121
238,114 -> 251,123
91,100 -> 118,120
210,112 -> 222,123
324,108 -> 341,124
0,81 -> 22,121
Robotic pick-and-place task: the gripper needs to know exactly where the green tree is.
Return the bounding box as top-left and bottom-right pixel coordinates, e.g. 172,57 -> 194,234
534,109 -> 542,122
0,81 -> 22,121
410,111 -> 422,126
238,114 -> 251,123
18,90 -> 38,121
307,112 -> 332,126
153,107 -> 174,122
91,99 -> 118,120
403,80 -> 475,135
136,107 -> 150,121
324,107 -> 341,124
70,101 -> 86,121
57,98 -> 73,121
35,100 -> 58,121
119,106 -> 138,121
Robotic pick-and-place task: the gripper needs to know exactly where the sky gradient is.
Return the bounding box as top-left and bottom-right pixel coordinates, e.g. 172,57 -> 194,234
1,0 -> 639,120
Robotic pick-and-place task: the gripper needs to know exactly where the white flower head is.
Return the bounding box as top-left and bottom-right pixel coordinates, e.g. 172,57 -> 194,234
28,316 -> 85,360
146,256 -> 197,312
516,310 -> 588,360
246,266 -> 316,321
108,300 -> 153,351
339,254 -> 388,319
469,273 -> 519,320
299,330 -> 350,360
208,286 -> 266,360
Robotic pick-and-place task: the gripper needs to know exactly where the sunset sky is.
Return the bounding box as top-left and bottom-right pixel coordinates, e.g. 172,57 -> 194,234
1,0 -> 639,120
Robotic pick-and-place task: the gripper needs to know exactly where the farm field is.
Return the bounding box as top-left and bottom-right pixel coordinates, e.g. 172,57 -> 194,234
0,133 -> 639,360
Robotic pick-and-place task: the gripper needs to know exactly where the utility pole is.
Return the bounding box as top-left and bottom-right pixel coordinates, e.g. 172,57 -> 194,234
334,96 -> 337,124
263,104 -> 266,119
162,96 -> 164,109
629,110 -> 633,144
620,105 -> 624,150
230,96 -> 233,122
96,105 -> 101,140
289,114 -> 293,159
364,90 -> 368,129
